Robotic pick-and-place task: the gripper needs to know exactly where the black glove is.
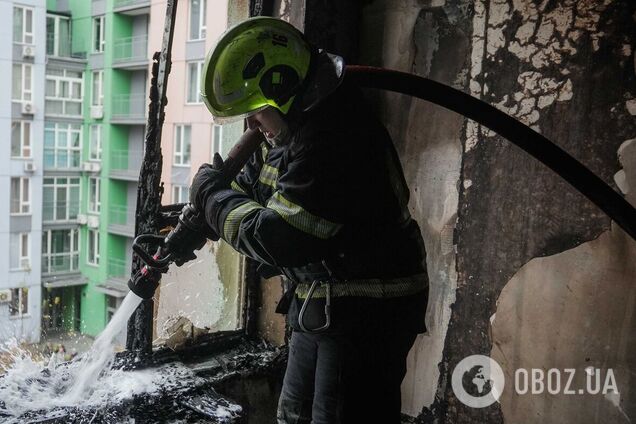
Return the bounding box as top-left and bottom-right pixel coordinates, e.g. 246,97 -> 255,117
164,204 -> 211,267
190,153 -> 228,212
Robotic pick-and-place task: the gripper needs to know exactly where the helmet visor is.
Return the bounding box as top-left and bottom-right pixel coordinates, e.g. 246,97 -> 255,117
206,104 -> 269,125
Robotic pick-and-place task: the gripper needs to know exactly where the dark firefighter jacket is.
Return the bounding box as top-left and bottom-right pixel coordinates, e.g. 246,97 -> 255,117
204,80 -> 429,333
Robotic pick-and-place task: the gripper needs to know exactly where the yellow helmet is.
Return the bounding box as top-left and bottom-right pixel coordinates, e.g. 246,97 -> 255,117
201,17 -> 312,123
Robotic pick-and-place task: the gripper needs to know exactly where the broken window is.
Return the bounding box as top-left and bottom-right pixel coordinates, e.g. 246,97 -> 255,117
154,121 -> 245,348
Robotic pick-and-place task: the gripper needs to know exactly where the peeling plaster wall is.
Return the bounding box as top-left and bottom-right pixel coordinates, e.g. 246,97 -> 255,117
359,0 -> 471,417
491,136 -> 636,424
356,0 -> 636,422
491,226 -> 636,424
448,0 -> 636,422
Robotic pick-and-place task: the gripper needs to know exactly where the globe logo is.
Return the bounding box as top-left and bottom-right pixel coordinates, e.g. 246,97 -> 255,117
451,355 -> 505,408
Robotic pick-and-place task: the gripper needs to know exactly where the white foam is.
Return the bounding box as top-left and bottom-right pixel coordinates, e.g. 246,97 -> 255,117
0,292 -> 198,418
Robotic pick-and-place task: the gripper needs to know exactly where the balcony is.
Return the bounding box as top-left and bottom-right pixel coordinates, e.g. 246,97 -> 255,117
44,149 -> 81,171
112,93 -> 147,124
108,257 -> 128,278
42,253 -> 79,276
108,204 -> 135,237
46,32 -> 87,60
43,200 -> 80,224
113,0 -> 151,15
45,97 -> 82,118
113,35 -> 148,70
97,257 -> 131,297
110,149 -> 143,181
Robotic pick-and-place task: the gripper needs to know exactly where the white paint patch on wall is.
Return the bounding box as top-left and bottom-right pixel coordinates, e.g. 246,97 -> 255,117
491,131 -> 636,424
478,0 -> 614,134
616,138 -> 636,199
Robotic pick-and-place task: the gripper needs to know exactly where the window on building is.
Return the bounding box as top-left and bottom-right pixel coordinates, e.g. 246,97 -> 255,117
13,6 -> 34,44
44,122 -> 82,169
186,61 -> 204,104
92,70 -> 103,107
10,177 -> 30,215
89,124 -> 102,161
87,229 -> 100,266
9,288 -> 29,317
46,14 -> 71,56
174,125 -> 191,166
45,69 -> 83,116
43,177 -> 80,222
88,177 -> 100,214
172,185 -> 189,203
189,0 -> 207,40
19,233 -> 30,269
12,63 -> 33,102
11,121 -> 31,158
42,229 -> 79,274
212,124 -> 223,159
93,16 -> 105,53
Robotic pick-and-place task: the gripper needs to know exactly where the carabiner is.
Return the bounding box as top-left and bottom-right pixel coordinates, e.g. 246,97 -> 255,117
298,280 -> 331,333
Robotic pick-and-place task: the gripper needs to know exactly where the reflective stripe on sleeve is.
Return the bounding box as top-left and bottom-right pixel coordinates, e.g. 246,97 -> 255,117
223,201 -> 264,244
295,273 -> 428,299
231,180 -> 246,193
258,164 -> 279,189
267,191 -> 342,239
261,142 -> 269,162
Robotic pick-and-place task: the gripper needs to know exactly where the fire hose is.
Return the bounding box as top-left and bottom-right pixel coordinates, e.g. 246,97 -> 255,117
128,66 -> 636,300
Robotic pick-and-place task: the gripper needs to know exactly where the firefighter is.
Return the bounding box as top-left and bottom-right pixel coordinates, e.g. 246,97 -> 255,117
191,17 -> 429,423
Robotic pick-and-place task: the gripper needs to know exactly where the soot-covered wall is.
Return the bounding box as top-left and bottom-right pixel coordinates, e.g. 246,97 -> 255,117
358,1 -> 636,423
262,0 -> 636,422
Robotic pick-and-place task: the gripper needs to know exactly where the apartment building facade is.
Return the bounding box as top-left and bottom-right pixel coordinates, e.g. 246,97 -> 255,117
1,0 -> 234,345
151,0 -> 236,205
1,0 -> 46,344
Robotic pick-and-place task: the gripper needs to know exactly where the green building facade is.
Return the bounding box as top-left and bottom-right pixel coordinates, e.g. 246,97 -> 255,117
44,0 -> 150,340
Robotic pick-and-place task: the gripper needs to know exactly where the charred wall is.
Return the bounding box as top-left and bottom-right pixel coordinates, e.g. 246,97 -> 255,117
447,1 -> 636,422
261,0 -> 636,422
359,0 -> 636,423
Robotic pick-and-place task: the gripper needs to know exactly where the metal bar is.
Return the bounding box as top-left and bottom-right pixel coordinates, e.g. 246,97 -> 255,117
126,0 -> 179,355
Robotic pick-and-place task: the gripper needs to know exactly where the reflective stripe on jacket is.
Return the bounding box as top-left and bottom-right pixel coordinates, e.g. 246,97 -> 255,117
204,81 -> 428,299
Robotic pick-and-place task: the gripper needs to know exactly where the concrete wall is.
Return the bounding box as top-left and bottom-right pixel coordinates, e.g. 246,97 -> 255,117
353,0 -> 636,422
